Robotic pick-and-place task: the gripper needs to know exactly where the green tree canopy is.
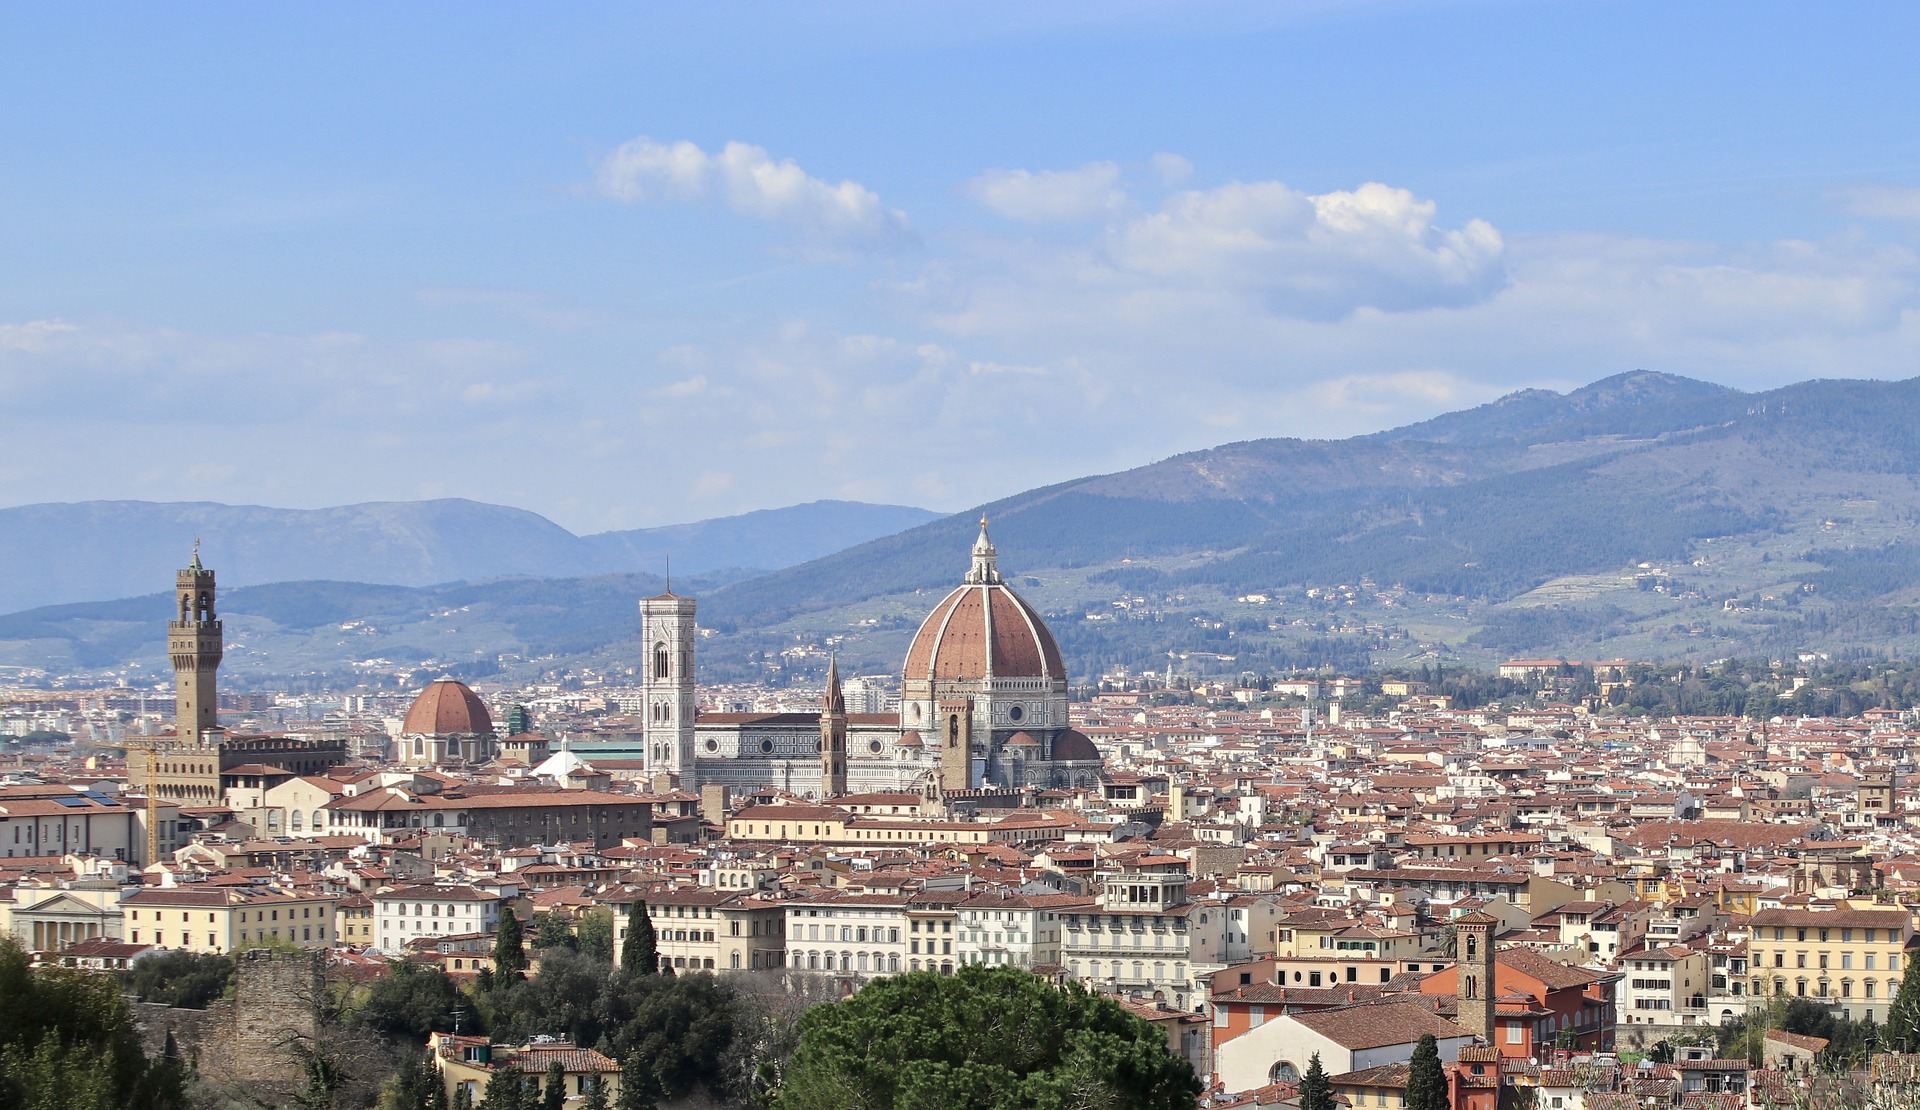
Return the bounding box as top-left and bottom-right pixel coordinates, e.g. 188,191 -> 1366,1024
775,966 -> 1201,1110
494,907 -> 528,979
352,960 -> 468,1040
121,950 -> 233,1009
577,909 -> 614,964
0,938 -> 186,1110
620,902 -> 655,976
1299,1053 -> 1333,1110
1889,953 -> 1920,1052
1406,1034 -> 1448,1110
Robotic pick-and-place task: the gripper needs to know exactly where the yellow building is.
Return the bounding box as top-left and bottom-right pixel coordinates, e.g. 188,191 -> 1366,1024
335,893 -> 375,947
122,887 -> 336,953
429,1034 -> 620,1106
1747,908 -> 1912,1021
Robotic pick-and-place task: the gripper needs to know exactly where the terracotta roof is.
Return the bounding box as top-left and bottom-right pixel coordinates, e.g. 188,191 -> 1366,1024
1290,1001 -> 1465,1050
403,678 -> 493,736
903,582 -> 1065,681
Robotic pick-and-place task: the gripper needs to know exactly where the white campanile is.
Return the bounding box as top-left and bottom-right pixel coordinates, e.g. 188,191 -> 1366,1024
639,590 -> 698,783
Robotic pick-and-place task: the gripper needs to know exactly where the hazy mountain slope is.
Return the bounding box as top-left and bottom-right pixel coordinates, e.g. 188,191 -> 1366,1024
0,497 -> 939,613
0,571 -> 690,682
15,372 -> 1920,683
583,500 -> 941,577
701,370 -> 1748,627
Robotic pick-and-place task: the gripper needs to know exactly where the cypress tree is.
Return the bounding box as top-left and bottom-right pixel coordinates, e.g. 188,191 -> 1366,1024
1299,1054 -> 1333,1110
621,900 -> 657,975
1890,956 -> 1920,1052
541,1062 -> 565,1110
494,905 -> 528,978
1407,1034 -> 1448,1110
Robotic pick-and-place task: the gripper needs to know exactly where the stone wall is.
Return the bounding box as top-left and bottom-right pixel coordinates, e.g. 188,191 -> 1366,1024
133,948 -> 324,1086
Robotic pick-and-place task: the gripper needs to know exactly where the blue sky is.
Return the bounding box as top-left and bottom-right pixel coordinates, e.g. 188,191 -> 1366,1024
2,2 -> 1917,532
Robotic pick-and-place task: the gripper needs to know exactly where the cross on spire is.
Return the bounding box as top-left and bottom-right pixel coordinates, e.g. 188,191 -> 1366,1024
965,514 -> 1001,585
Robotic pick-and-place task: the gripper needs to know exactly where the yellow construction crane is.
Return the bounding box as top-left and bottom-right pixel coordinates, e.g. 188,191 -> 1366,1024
119,736 -> 168,868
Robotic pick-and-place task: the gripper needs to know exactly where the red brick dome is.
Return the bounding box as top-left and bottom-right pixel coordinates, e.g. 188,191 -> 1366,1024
903,517 -> 1065,683
904,583 -> 1065,682
403,677 -> 493,736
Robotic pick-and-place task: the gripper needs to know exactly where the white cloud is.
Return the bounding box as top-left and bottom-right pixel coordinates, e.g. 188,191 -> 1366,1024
965,162 -> 1127,223
595,136 -> 914,250
1111,180 -> 1506,318
0,320 -> 78,354
1151,152 -> 1193,186
1836,185 -> 1920,223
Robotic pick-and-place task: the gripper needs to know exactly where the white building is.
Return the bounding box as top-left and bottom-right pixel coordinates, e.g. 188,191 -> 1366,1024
784,892 -> 910,978
372,884 -> 504,953
1061,857 -> 1203,1010
954,891 -> 1076,970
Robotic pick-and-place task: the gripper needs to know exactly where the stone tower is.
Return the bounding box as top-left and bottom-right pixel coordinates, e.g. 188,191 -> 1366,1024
820,656 -> 847,797
1454,910 -> 1499,1043
170,545 -> 223,745
639,590 -> 698,783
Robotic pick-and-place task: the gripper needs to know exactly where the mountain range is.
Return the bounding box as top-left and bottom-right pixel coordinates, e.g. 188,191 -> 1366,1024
9,370 -> 1920,685
0,498 -> 941,614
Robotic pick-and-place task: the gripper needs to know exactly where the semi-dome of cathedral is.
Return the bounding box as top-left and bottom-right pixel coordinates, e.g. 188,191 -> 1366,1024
403,677 -> 493,737
903,517 -> 1065,682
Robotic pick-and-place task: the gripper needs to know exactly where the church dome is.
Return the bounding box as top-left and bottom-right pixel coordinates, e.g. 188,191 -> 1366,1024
903,518 -> 1065,683
1051,729 -> 1101,762
403,677 -> 494,736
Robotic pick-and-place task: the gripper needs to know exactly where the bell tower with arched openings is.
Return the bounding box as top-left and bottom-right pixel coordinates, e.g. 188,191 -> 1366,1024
1454,909 -> 1499,1043
639,590 -> 697,783
170,543 -> 223,746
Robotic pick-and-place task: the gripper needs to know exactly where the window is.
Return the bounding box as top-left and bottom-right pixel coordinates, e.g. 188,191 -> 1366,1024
1506,1024 -> 1523,1044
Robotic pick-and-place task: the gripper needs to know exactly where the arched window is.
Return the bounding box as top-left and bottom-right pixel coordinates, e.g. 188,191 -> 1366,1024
654,643 -> 669,680
1272,1062 -> 1299,1084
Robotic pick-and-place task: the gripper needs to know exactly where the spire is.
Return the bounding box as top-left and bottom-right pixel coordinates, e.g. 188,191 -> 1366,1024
823,654 -> 845,717
190,536 -> 202,570
965,514 -> 1001,585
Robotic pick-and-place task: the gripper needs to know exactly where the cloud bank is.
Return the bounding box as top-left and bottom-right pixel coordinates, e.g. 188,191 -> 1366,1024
595,137 -> 915,251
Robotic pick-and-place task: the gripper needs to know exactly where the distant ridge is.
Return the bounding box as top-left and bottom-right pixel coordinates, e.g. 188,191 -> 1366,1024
15,371 -> 1920,681
0,498 -> 941,613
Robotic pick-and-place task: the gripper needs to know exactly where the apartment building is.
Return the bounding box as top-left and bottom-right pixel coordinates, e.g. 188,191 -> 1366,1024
1746,907 -> 1912,1021
954,890 -> 1079,970
122,886 -> 337,953
372,885 -> 504,952
608,887 -> 785,972
1061,857 -> 1202,1010
784,892 -> 910,979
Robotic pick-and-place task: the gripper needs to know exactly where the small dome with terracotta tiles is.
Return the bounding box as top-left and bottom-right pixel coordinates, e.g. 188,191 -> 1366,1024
402,677 -> 494,736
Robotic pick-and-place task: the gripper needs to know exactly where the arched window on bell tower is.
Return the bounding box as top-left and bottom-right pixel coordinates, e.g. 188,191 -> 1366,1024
654,642 -> 669,680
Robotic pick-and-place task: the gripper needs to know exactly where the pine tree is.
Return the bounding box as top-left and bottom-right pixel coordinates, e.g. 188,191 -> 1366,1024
1406,1034 -> 1448,1110
478,1065 -> 526,1110
621,900 -> 657,975
1889,956 -> 1920,1052
494,905 -> 528,979
1299,1054 -> 1333,1110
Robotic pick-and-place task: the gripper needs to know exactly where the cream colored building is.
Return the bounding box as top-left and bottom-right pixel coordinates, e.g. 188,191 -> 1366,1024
607,887 -> 786,973
429,1034 -> 620,1107
1747,907 -> 1912,1021
121,886 -> 337,953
